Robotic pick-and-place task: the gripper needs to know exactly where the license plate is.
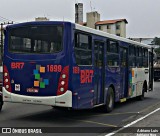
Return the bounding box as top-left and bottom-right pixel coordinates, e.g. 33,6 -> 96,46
27,88 -> 39,93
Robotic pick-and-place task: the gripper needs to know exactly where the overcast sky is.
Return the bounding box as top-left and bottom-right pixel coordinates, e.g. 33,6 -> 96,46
0,0 -> 160,38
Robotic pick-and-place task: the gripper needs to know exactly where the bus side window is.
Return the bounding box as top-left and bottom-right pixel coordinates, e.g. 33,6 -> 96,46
107,40 -> 119,67
74,33 -> 92,65
143,48 -> 148,67
137,47 -> 143,67
129,45 -> 136,67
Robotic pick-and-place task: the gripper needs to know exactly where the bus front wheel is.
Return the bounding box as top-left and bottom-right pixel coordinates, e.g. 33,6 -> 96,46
137,84 -> 146,101
104,87 -> 114,113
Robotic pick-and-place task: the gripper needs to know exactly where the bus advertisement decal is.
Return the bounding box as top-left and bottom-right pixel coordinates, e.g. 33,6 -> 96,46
33,65 -> 49,89
15,84 -> 20,91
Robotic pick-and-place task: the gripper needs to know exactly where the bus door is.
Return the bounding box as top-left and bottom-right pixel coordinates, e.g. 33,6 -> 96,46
94,41 -> 105,104
120,47 -> 128,98
149,48 -> 154,91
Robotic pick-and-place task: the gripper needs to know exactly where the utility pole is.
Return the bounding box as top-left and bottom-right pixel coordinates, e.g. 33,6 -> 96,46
0,21 -> 13,65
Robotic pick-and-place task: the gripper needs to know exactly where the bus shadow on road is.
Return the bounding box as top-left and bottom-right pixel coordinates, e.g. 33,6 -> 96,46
14,96 -> 155,125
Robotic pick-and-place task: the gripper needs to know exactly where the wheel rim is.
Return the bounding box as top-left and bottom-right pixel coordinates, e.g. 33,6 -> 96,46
108,91 -> 113,108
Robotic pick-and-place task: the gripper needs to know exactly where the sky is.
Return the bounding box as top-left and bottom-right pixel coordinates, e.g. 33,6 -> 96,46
0,0 -> 160,38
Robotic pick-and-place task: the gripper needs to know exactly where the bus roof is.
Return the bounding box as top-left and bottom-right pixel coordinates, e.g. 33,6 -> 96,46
75,23 -> 152,49
5,21 -> 152,49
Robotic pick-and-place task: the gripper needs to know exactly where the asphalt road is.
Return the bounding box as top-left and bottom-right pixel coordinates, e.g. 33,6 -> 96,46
0,81 -> 160,136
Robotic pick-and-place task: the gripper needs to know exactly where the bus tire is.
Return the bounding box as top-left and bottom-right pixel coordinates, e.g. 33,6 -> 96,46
104,87 -> 114,113
137,84 -> 146,101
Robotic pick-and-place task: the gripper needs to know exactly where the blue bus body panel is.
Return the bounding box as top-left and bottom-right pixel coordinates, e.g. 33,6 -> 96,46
71,66 -> 94,109
106,67 -> 121,101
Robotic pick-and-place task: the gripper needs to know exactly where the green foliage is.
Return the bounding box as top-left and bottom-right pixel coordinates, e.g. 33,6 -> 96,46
155,47 -> 160,55
152,37 -> 160,45
152,37 -> 160,56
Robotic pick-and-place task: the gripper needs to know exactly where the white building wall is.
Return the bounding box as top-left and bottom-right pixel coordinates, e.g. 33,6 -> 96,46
119,21 -> 126,37
95,21 -> 127,37
87,12 -> 100,29
110,24 -> 116,35
102,25 -> 107,33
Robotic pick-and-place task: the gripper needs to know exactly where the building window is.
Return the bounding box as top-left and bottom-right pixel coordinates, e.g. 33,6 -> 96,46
96,26 -> 99,30
116,33 -> 120,36
99,26 -> 102,30
107,25 -> 110,29
116,25 -> 120,30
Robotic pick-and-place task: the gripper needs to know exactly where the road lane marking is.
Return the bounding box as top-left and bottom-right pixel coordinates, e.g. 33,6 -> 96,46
76,120 -> 117,127
139,101 -> 160,113
90,112 -> 138,117
65,112 -> 138,118
105,107 -> 160,136
64,118 -> 117,127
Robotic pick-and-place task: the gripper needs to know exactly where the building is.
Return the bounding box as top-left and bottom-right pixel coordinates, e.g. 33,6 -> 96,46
86,11 -> 100,29
95,19 -> 128,38
77,10 -> 128,38
75,3 -> 83,24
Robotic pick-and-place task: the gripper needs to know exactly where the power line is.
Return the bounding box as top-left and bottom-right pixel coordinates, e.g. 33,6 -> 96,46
0,18 -> 7,22
0,15 -> 13,22
0,15 -> 19,23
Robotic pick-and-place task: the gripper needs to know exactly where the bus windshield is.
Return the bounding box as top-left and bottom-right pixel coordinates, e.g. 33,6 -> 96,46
9,25 -> 63,54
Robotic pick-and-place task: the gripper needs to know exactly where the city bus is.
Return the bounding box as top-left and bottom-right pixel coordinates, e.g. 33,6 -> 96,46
2,21 -> 153,112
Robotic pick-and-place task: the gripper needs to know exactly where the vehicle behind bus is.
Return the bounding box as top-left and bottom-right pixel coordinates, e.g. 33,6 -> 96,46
154,58 -> 160,81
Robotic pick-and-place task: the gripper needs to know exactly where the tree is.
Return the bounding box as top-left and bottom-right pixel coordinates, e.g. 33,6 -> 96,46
152,37 -> 160,45
155,48 -> 160,56
152,37 -> 160,56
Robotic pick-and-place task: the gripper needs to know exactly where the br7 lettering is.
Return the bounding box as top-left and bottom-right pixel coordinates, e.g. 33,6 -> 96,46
80,70 -> 94,84
11,62 -> 24,69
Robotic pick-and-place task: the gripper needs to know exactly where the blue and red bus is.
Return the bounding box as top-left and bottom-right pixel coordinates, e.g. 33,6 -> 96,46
2,21 -> 153,112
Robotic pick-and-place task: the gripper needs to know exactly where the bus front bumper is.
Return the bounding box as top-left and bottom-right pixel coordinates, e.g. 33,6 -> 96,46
3,87 -> 72,108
